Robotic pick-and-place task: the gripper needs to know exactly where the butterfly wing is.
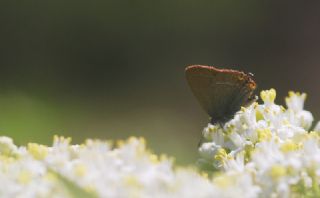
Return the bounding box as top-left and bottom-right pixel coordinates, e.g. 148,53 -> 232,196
185,65 -> 256,123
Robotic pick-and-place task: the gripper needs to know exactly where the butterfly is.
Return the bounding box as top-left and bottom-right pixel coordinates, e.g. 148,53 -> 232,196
185,65 -> 257,124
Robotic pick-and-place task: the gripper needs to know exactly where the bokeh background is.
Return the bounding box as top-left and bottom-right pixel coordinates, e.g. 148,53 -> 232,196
1,1 -> 320,164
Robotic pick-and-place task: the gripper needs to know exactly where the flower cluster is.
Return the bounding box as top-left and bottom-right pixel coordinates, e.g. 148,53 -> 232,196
1,89 -> 320,198
199,89 -> 320,197
0,136 -> 221,198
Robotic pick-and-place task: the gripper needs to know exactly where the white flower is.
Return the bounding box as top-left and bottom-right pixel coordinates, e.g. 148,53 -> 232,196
0,136 -> 248,198
198,142 -> 221,159
1,88 -> 320,198
285,91 -> 306,112
0,136 -> 18,156
199,89 -> 320,197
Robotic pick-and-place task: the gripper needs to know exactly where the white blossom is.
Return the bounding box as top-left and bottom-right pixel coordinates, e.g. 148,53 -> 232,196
199,89 -> 320,197
1,89 -> 320,197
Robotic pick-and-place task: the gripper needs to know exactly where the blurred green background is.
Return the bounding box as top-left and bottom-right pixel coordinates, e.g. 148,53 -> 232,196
1,1 -> 320,164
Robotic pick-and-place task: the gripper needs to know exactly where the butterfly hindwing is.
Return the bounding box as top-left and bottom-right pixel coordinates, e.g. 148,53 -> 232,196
185,65 -> 256,123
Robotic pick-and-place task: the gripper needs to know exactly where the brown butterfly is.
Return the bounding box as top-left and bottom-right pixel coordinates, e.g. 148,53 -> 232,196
185,65 -> 257,124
